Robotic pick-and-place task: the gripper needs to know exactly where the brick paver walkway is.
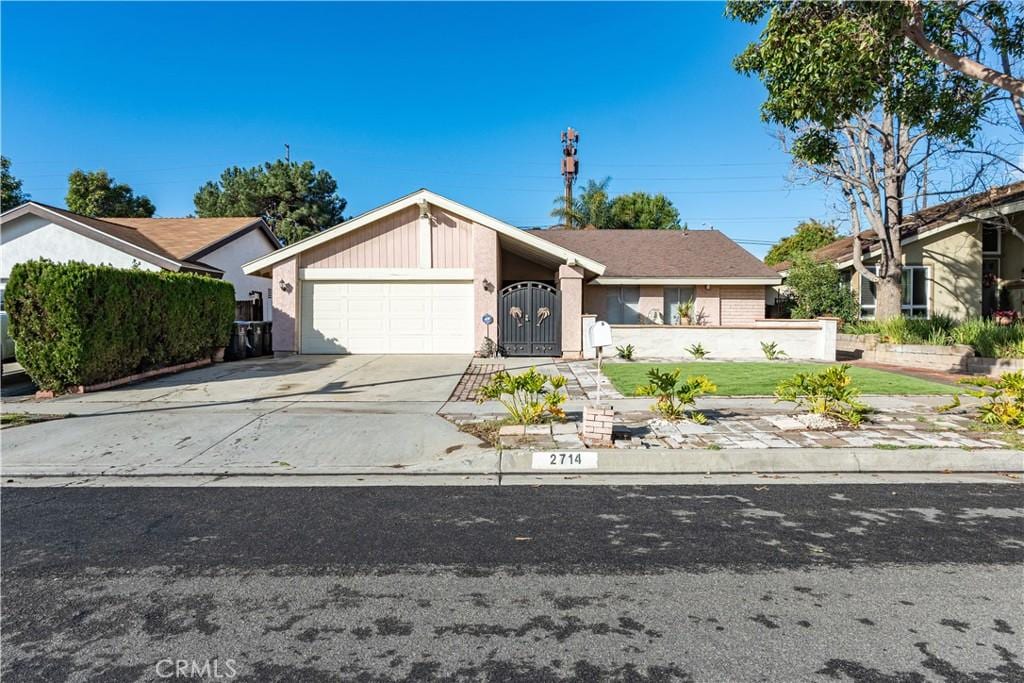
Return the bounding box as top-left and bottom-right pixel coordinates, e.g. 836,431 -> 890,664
449,364 -> 504,401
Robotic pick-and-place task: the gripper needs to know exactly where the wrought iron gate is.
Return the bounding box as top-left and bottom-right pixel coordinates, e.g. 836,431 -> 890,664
498,281 -> 561,356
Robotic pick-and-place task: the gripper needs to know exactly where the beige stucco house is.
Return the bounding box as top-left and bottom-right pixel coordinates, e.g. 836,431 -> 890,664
775,182 -> 1024,320
243,189 -> 783,358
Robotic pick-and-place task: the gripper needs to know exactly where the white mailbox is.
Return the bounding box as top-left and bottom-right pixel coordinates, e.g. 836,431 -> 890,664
588,320 -> 613,349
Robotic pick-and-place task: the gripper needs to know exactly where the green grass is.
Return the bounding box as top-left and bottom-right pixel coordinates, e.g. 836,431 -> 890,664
603,362 -> 955,397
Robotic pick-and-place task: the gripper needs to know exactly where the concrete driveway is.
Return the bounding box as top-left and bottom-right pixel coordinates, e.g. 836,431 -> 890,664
2,355 -> 498,480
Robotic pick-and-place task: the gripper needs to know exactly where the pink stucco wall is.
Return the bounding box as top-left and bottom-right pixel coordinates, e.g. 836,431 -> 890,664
501,249 -> 555,283
473,223 -> 499,352
302,205 -> 420,268
583,283 -> 766,327
271,256 -> 299,353
558,264 -> 584,357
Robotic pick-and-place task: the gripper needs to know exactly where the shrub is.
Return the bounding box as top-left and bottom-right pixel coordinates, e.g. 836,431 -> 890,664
476,367 -> 567,424
615,344 -> 636,361
774,364 -> 869,426
686,342 -> 709,359
761,341 -> 787,360
5,260 -> 234,392
944,372 -> 1024,427
783,254 -> 859,322
951,318 -> 1024,358
635,367 -> 716,422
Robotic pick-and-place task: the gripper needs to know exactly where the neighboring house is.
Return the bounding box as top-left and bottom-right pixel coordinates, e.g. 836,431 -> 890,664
242,189 -> 782,358
0,202 -> 279,320
773,182 -> 1024,320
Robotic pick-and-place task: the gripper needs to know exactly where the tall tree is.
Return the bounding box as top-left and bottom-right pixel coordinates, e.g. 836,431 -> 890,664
764,220 -> 839,266
194,160 -> 346,244
550,177 -> 682,229
609,192 -> 682,229
550,177 -> 613,229
66,169 -> 155,217
899,0 -> 1024,130
728,1 -> 1009,319
1,156 -> 28,210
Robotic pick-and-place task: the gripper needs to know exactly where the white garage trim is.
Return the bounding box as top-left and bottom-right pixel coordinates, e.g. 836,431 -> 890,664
298,267 -> 473,281
300,280 -> 474,354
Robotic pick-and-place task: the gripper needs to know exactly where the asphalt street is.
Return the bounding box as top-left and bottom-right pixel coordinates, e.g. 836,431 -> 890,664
2,484 -> 1022,682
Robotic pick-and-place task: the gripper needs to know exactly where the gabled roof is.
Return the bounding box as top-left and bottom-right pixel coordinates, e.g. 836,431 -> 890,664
109,216 -> 277,261
1,202 -> 277,275
241,189 -> 606,276
773,181 -> 1024,273
532,228 -> 781,284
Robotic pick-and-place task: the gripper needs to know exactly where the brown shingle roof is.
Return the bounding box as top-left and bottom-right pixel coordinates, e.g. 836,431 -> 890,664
530,229 -> 780,279
774,181 -> 1024,272
104,216 -> 267,260
9,203 -> 275,273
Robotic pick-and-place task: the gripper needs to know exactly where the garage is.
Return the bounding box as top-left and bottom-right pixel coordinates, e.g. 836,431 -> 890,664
300,280 -> 474,354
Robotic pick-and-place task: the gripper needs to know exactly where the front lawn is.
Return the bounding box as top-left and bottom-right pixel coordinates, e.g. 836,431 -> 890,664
602,362 -> 955,397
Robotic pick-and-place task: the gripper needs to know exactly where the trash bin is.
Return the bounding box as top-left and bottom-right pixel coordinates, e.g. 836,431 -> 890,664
262,322 -> 273,355
249,323 -> 264,357
226,322 -> 250,361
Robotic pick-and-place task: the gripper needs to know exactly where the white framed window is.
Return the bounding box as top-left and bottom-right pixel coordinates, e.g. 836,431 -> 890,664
605,286 -> 641,324
982,224 -> 1002,255
859,266 -> 929,319
663,286 -> 696,324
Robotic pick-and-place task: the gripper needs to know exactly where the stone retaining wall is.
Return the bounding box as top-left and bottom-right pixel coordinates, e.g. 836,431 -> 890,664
837,333 -> 1022,375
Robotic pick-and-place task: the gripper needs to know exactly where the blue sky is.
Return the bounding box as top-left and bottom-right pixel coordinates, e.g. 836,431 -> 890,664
2,2 -> 843,256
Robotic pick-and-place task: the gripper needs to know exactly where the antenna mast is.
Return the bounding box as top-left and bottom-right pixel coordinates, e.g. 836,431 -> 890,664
560,127 -> 580,227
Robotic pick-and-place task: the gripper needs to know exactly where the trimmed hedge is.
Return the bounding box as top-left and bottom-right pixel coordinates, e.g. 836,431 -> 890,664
6,260 -> 235,392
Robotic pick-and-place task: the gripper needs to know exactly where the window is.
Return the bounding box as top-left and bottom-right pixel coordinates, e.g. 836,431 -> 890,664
605,286 -> 641,324
663,286 -> 696,324
859,266 -> 929,318
982,225 -> 1002,255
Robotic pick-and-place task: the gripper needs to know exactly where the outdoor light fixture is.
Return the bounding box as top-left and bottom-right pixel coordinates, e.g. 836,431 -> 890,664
279,278 -> 287,291
483,278 -> 494,292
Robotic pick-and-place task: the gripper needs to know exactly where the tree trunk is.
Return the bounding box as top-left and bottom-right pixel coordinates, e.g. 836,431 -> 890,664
874,273 -> 903,321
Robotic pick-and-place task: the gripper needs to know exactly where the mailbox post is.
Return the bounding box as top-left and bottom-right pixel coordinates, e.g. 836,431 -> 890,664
587,321 -> 613,404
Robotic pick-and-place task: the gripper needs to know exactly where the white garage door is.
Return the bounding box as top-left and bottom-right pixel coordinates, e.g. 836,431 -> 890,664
300,281 -> 474,354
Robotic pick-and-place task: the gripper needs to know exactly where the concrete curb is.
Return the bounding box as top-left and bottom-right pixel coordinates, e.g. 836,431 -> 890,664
500,447 -> 1024,474
3,447 -> 1021,479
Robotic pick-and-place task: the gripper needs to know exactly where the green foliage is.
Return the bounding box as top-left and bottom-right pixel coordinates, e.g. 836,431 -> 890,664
953,371 -> 1024,427
726,1 -> 987,146
685,343 -> 710,359
476,368 -> 568,424
66,169 -> 155,217
608,192 -> 681,229
675,299 -> 695,322
843,315 -> 956,344
783,255 -> 858,322
5,260 -> 234,392
843,316 -> 1024,358
635,367 -> 716,422
615,344 -> 636,361
761,341 -> 787,360
764,220 -> 839,266
1,156 -> 28,210
774,364 -> 870,425
194,159 -> 346,245
551,177 -> 682,229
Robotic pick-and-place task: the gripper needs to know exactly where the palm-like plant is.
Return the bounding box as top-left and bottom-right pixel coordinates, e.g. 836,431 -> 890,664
550,177 -> 613,229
